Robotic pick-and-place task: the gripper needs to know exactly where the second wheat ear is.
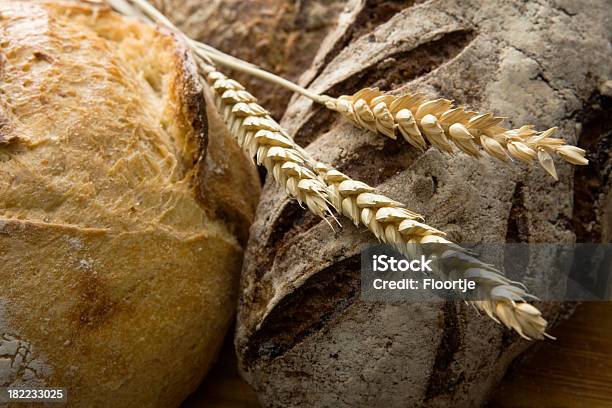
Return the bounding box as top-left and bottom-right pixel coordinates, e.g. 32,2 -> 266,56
110,0 -> 558,339
324,88 -> 587,180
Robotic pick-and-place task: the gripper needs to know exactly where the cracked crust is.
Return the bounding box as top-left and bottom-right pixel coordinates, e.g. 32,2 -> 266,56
0,1 -> 259,407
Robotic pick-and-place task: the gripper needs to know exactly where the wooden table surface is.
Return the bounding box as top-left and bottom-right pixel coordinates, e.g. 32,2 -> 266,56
182,302 -> 612,408
492,302 -> 612,408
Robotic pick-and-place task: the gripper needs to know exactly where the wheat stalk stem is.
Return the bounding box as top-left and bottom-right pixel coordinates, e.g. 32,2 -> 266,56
190,42 -> 332,105
109,0 -> 551,340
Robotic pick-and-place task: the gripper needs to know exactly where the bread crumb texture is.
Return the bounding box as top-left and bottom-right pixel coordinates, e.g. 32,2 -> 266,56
0,2 -> 259,407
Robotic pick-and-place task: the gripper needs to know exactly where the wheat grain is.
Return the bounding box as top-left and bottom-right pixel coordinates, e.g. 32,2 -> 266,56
109,0 -> 550,340
325,87 -> 587,180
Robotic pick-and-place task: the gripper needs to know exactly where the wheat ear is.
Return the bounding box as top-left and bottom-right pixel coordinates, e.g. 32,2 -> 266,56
109,0 -> 550,340
325,88 -> 587,180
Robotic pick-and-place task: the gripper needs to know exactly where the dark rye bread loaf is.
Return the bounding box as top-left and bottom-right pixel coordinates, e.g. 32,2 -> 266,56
0,1 -> 259,407
227,0 -> 611,407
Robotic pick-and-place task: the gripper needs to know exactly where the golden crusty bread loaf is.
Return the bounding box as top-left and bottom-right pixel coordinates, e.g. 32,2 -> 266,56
0,1 -> 259,407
